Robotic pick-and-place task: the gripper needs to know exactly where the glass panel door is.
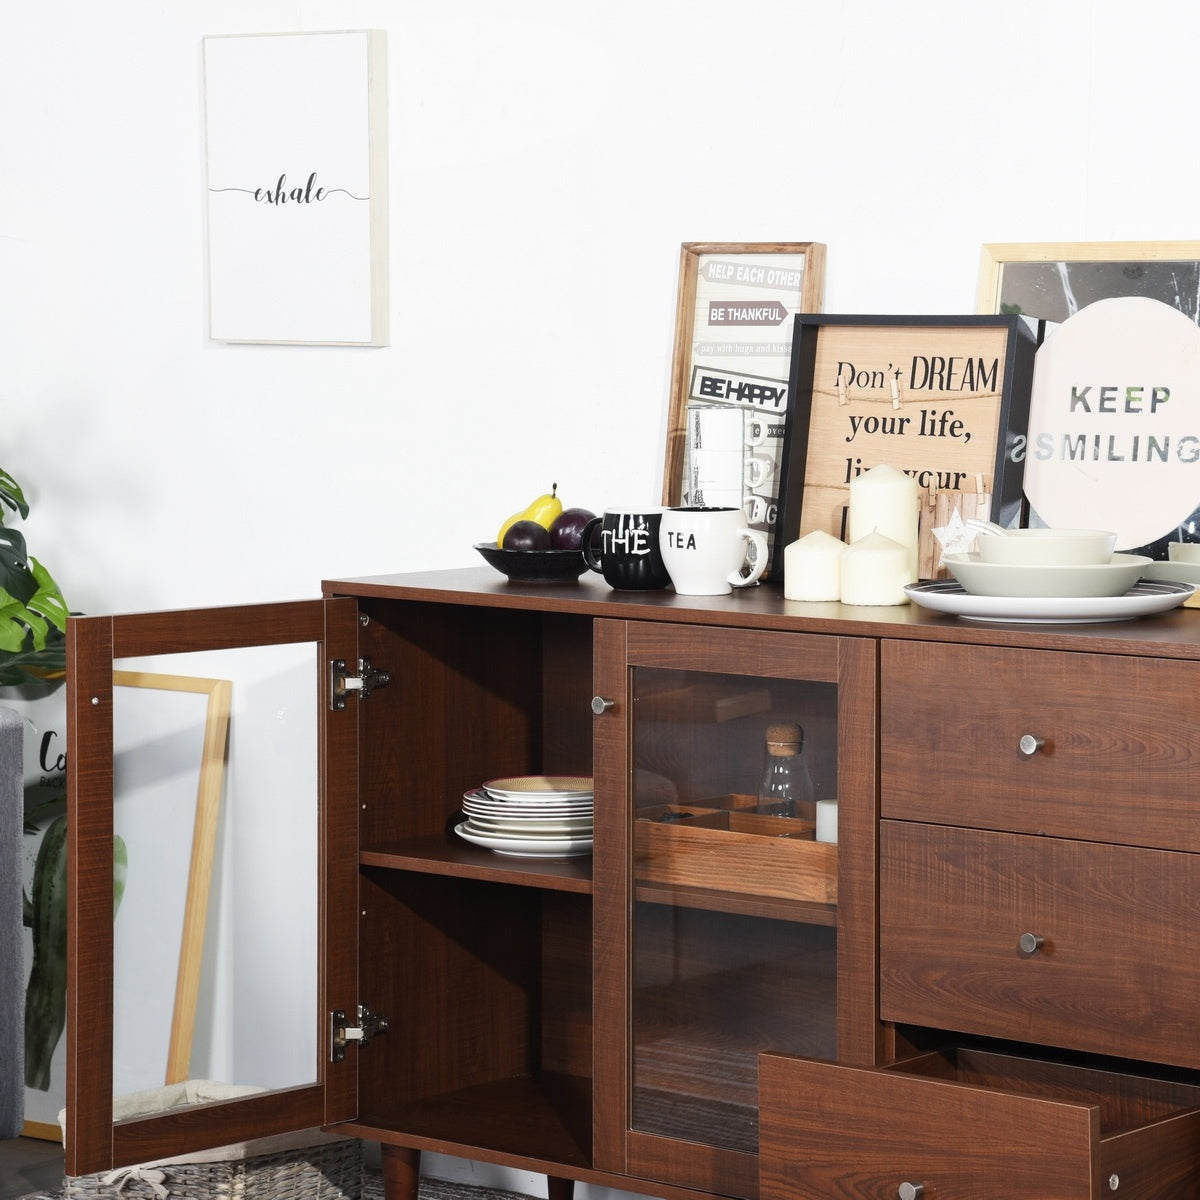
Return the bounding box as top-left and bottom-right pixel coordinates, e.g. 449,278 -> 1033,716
66,599 -> 361,1176
630,666 -> 839,1154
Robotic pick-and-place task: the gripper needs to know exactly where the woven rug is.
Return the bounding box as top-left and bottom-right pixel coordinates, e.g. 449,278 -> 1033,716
18,1169 -> 536,1200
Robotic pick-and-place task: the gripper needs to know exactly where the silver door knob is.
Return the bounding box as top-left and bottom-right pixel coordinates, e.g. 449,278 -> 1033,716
591,695 -> 615,715
898,1184 -> 924,1200
1018,733 -> 1045,757
1019,932 -> 1045,954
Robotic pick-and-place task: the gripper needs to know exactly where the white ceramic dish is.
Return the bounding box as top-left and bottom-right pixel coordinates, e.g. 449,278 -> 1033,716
973,527 -> 1117,566
1167,542 -> 1200,565
482,774 -> 594,800
944,552 -> 1151,598
454,821 -> 593,858
905,579 -> 1194,623
1142,560 -> 1200,585
465,814 -> 595,836
463,789 -> 593,816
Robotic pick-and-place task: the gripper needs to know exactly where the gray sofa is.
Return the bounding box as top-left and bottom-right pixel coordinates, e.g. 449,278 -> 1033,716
1,705 -> 25,1136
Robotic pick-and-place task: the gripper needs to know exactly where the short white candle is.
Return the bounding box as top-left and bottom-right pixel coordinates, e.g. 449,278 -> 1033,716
848,464 -> 919,583
815,799 -> 838,844
840,531 -> 911,606
784,530 -> 846,601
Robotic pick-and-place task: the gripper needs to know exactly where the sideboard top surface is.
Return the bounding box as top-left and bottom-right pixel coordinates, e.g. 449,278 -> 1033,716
322,566 -> 1200,660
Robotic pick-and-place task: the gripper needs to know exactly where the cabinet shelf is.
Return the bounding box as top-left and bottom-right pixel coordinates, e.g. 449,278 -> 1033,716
348,1072 -> 592,1170
361,835 -> 593,894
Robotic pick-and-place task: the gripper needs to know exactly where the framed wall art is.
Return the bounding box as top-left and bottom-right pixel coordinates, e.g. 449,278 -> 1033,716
977,241 -> 1200,329
204,30 -> 389,346
774,314 -> 1037,579
661,242 -> 826,577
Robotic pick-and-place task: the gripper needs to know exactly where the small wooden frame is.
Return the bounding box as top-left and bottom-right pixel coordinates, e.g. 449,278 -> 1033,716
775,314 -> 1037,578
977,241 -> 1200,326
662,242 -> 826,577
112,670 -> 232,1086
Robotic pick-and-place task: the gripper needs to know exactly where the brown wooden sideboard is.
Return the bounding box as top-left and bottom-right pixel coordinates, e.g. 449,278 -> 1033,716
65,568 -> 1200,1199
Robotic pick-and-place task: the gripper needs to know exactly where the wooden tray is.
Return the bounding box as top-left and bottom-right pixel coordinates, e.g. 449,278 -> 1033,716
635,801 -> 836,904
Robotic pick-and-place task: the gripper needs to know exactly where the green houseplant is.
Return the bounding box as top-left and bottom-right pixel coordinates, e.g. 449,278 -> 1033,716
2,467 -> 127,1091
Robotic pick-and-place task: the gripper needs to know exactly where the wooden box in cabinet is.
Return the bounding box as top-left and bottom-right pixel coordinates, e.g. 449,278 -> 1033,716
635,803 -> 834,903
759,1046 -> 1200,1199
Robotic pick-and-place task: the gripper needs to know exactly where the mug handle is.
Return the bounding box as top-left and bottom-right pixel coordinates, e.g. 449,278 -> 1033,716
729,528 -> 769,588
580,516 -> 604,572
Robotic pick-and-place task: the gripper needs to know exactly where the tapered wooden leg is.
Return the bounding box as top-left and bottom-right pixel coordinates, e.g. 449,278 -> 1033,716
380,1144 -> 421,1200
547,1175 -> 575,1200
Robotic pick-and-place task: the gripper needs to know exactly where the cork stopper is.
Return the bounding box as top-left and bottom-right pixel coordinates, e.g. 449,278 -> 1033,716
765,722 -> 802,756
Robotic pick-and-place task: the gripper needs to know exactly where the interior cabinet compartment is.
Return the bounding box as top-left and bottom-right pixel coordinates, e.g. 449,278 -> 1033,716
881,639 -> 1200,852
355,601 -> 593,854
632,902 -> 837,1156
760,1045 -> 1200,1199
880,821 -> 1200,1069
353,867 -> 592,1169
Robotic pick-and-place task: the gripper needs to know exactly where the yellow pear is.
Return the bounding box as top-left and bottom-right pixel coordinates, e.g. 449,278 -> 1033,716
498,483 -> 563,545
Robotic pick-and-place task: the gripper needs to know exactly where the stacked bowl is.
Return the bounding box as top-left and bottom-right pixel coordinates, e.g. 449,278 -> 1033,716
945,528 -> 1148,598
456,774 -> 594,858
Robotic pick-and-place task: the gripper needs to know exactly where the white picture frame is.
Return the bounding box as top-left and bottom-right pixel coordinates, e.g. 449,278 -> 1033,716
203,31 -> 389,346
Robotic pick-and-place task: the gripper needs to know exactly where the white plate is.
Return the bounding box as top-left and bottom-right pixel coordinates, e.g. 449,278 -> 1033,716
905,579 -> 1194,624
463,789 -> 593,816
454,821 -> 593,858
943,552 -> 1151,598
482,775 -> 594,800
464,814 -> 594,835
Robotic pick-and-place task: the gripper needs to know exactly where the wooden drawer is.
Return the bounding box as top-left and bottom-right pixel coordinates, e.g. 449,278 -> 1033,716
759,1046 -> 1200,1199
879,821 -> 1200,1068
880,639 -> 1200,851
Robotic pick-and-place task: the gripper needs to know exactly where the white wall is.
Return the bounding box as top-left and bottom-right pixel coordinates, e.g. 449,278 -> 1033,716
6,0 -> 1199,1187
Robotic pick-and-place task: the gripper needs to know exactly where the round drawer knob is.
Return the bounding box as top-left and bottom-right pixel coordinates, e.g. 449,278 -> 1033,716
1019,932 -> 1045,954
1018,733 -> 1046,757
591,695 -> 616,715
898,1184 -> 925,1200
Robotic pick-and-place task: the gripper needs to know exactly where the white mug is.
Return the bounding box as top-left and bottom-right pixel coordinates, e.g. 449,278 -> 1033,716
659,506 -> 768,596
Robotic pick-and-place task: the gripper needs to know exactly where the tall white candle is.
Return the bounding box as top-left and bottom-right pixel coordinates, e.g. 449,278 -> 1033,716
784,530 -> 846,601
840,531 -> 911,606
848,464 -> 919,582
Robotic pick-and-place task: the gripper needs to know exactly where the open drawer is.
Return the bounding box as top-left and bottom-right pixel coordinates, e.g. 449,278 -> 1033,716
759,1045 -> 1200,1199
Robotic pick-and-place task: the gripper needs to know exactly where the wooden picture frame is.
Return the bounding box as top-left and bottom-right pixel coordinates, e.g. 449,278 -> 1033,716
112,670 -> 231,1086
977,241 -> 1200,328
662,242 -> 826,577
774,313 -> 1037,579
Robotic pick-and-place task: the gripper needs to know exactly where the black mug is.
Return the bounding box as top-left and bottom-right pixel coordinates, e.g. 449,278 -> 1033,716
581,509 -> 671,591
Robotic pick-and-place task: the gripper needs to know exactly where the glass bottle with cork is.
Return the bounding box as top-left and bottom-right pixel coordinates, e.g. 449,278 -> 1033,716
756,721 -> 815,820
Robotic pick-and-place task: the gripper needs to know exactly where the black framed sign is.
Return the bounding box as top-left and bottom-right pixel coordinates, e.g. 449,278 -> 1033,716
774,313 -> 1037,579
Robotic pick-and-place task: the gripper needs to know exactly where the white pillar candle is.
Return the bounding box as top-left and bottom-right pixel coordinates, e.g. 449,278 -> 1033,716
784,530 -> 846,601
815,799 -> 838,844
848,464 -> 919,582
840,531 -> 911,606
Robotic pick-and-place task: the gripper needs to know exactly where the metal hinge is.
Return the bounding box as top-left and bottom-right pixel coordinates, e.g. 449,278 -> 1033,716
330,657 -> 391,710
330,1004 -> 390,1062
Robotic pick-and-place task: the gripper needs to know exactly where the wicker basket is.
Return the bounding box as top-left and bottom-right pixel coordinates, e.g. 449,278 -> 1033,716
62,1137 -> 363,1200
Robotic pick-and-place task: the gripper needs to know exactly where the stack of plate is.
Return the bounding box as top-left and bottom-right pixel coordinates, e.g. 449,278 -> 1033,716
455,775 -> 594,858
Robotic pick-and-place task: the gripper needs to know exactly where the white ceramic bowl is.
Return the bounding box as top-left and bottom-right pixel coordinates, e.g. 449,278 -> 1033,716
974,528 -> 1117,567
1167,541 -> 1200,565
945,553 -> 1150,598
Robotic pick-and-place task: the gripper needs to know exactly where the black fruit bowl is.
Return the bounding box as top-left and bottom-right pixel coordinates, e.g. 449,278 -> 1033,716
474,542 -> 589,583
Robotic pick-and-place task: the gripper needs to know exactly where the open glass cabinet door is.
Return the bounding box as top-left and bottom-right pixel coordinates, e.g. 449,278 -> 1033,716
64,599 -> 361,1176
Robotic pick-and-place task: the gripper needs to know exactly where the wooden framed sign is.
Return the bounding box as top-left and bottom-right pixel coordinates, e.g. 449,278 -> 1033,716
661,242 -> 826,577
775,314 -> 1036,577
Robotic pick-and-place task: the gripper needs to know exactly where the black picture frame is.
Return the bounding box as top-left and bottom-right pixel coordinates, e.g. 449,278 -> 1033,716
772,313 -> 1037,581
